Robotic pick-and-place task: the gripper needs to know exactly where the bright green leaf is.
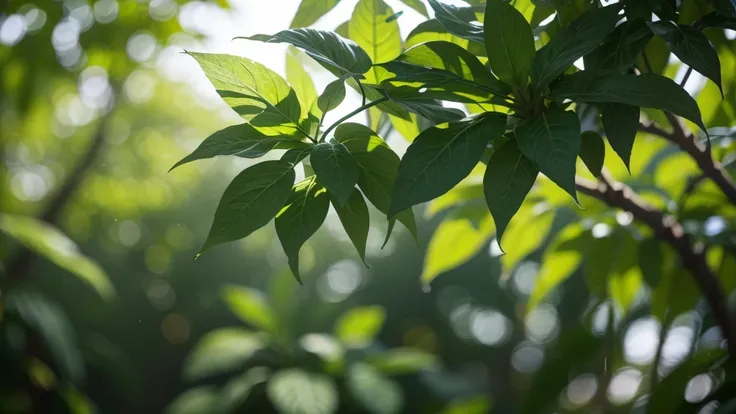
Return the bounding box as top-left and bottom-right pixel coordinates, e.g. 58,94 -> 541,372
499,206 -> 555,274
405,19 -> 469,50
268,369 -> 338,414
335,306 -> 385,347
290,0 -> 341,28
347,363 -> 403,414
550,71 -> 707,133
275,177 -> 330,282
332,189 -> 370,265
531,5 -> 621,90
335,123 -> 418,242
165,387 -> 218,414
317,78 -> 347,114
201,160 -> 296,252
397,0 -> 428,16
286,48 -> 319,119
483,0 -> 535,87
184,328 -> 265,381
390,113 -> 506,218
311,140 -> 359,206
367,348 -> 438,374
528,223 -> 585,312
350,0 -> 402,84
441,396 -> 491,414
0,214 -> 114,301
243,29 -> 372,76
483,140 -> 539,246
223,285 -> 276,331
515,110 -> 581,202
171,123 -> 310,171
600,103 -> 639,169
579,131 -> 605,177
422,204 -> 495,285
217,370 -> 269,414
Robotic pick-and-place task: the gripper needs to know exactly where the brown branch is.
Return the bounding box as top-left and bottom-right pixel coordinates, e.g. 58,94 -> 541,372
576,174 -> 736,354
638,120 -> 736,205
5,115 -> 111,279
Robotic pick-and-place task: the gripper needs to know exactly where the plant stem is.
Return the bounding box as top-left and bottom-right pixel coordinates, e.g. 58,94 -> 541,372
320,97 -> 389,142
575,174 -> 736,354
355,77 -> 367,107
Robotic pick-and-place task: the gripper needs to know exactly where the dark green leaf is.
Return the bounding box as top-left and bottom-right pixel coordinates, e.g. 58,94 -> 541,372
639,238 -> 663,287
647,350 -> 728,414
275,177 -> 330,282
515,110 -> 580,201
281,147 -> 315,166
311,140 -> 360,205
521,328 -> 602,414
531,5 -> 621,90
243,29 -> 372,76
405,19 -> 469,49
333,189 -> 370,265
335,123 -> 418,242
171,123 -> 310,171
427,0 -> 484,44
217,370 -> 268,414
347,363 -> 403,414
268,369 -> 338,414
317,78 -> 347,113
696,11 -> 736,30
584,19 -> 653,72
390,99 -> 465,125
187,53 -> 304,133
0,214 -> 114,301
551,71 -> 706,132
483,0 -> 535,87
389,113 -> 507,218
202,161 -> 296,252
708,0 -> 736,17
483,140 -> 538,245
5,293 -> 84,384
398,0 -> 428,16
290,0 -> 341,28
648,21 -> 723,94
579,131 -> 604,177
600,102 -> 639,169
184,328 -> 265,381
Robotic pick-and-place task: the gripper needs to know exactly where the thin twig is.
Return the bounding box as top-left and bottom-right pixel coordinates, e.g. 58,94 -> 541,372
319,97 -> 389,142
576,174 -> 736,354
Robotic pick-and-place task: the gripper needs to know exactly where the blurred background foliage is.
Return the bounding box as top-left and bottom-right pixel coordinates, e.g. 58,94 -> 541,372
1,0 -> 736,413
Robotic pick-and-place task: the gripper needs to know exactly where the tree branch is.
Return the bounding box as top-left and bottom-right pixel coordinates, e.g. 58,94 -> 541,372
575,175 -> 736,354
639,120 -> 736,205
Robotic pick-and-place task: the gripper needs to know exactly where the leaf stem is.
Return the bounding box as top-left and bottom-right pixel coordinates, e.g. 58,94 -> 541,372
355,77 -> 367,107
320,97 -> 389,142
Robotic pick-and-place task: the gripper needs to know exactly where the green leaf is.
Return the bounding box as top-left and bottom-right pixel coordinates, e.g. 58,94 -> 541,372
521,328 -> 602,414
367,348 -> 438,374
697,11 -> 736,30
335,123 -> 418,242
201,160 -> 295,252
648,21 -> 723,94
268,369 -> 338,414
223,285 -> 276,331
335,20 -> 350,38
187,53 -> 304,133
317,79 -> 347,114
282,147 -> 315,166
165,387 -> 218,414
0,214 -> 114,301
427,0 -> 484,44
349,0 -> 402,84
515,110 -> 580,202
441,396 -> 491,414
389,99 -> 465,125
389,113 -> 506,218
398,0 -> 428,16
243,29 -> 372,76
584,19 -> 652,72
335,306 -> 386,347
310,140 -> 359,206
289,0 -> 341,28
531,5 -> 621,90
551,71 -> 707,132
708,0 -> 736,17
647,350 -> 728,414
528,223 -> 584,312
275,177 -> 330,282
422,204 -> 495,285
406,19 -> 469,50
583,229 -> 638,301
5,293 -> 84,385
184,328 -> 265,381
579,131 -> 604,177
217,370 -> 269,413
171,123 -> 310,171
600,103 -> 639,169
286,48 -> 319,118
347,363 -> 403,414
483,140 -> 539,246
332,189 -> 370,265
483,0 -> 535,87
499,207 -> 555,274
